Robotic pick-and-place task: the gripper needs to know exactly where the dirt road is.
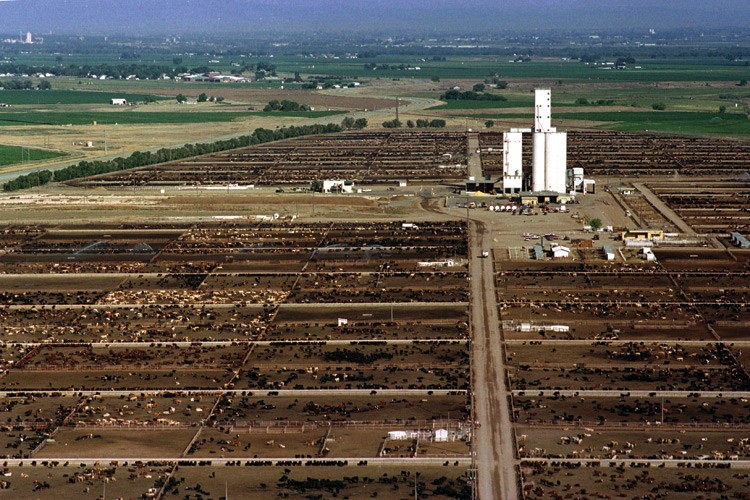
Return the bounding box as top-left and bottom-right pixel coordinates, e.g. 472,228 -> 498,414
469,220 -> 518,500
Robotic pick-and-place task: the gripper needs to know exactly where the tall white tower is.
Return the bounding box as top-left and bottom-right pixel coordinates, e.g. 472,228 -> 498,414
534,88 -> 552,133
531,88 -> 567,193
24,32 -> 32,44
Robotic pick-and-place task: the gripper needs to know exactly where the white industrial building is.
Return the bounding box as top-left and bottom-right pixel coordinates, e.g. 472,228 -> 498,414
532,89 -> 567,193
501,130 -> 523,193
500,89 -> 570,195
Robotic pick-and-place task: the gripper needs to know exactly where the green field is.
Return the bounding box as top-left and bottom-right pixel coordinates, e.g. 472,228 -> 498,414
0,144 -> 65,166
471,110 -> 750,137
9,52 -> 750,83
266,56 -> 750,82
0,110 -> 344,126
0,90 -> 167,105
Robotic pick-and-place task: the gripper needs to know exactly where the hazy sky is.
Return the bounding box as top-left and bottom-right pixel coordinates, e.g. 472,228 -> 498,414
0,0 -> 748,35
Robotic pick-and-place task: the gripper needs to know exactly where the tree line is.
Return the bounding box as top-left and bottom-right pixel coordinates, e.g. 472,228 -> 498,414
263,99 -> 310,112
383,119 -> 446,128
2,123 -> 343,192
0,79 -> 52,90
440,89 -> 507,101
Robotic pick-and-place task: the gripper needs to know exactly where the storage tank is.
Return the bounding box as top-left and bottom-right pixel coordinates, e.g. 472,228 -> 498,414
502,131 -> 524,193
532,132 -> 546,191
544,132 -> 567,193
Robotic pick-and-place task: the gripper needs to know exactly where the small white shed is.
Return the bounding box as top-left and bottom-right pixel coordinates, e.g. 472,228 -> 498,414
388,431 -> 408,440
434,429 -> 449,442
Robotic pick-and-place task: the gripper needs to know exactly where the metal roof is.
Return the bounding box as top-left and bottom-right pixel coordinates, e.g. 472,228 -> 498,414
731,232 -> 750,248
532,244 -> 544,260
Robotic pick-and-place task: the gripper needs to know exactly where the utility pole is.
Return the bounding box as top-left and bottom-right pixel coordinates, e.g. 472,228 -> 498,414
396,98 -> 400,122
104,129 -> 108,154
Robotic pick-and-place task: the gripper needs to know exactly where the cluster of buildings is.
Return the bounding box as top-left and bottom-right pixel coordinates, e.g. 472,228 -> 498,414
470,88 -> 595,201
180,73 -> 251,83
503,88 -> 595,197
2,32 -> 38,45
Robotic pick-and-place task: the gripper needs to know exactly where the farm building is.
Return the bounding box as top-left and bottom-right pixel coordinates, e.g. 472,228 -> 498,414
621,229 -> 664,241
465,177 -> 496,193
730,232 -> 750,248
110,98 -> 127,105
532,244 -> 544,260
602,245 -> 615,261
551,245 -> 571,259
434,429 -> 449,442
323,180 -> 355,193
387,431 -> 408,441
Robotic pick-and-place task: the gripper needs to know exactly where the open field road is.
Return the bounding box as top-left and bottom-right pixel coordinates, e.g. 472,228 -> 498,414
470,220 -> 519,500
0,96 -> 444,184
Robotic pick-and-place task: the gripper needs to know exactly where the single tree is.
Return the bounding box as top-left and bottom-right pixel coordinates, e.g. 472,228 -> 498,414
176,94 -> 187,104
197,92 -> 208,102
485,120 -> 494,128
589,218 -> 603,231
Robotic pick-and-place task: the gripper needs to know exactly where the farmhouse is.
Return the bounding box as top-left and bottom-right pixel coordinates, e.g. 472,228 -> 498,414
110,98 -> 127,106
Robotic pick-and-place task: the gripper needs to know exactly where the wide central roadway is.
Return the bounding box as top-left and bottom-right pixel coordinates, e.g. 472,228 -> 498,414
470,220 -> 518,500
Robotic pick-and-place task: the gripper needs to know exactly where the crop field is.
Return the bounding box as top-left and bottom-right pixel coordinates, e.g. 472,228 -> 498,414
0,144 -> 65,166
0,89 -> 167,105
473,109 -> 750,137
496,250 -> 750,497
0,220 -> 472,496
71,130 -> 469,187
0,110 -> 342,127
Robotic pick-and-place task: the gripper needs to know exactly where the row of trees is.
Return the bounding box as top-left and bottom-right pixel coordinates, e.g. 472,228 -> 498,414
574,98 -> 616,106
0,61 -> 280,82
175,93 -> 225,103
3,123 -> 343,192
263,99 -> 311,112
341,117 -> 368,129
383,119 -> 446,128
363,63 -> 415,71
0,79 -> 51,90
440,89 -> 507,101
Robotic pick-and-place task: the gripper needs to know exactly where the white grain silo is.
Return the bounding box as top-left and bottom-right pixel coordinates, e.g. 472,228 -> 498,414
532,132 -> 546,192
502,131 -> 523,193
530,88 -> 568,194
544,132 -> 567,193
532,89 -> 553,192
